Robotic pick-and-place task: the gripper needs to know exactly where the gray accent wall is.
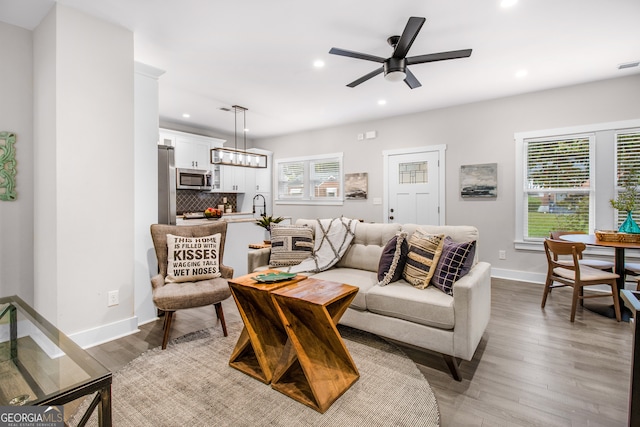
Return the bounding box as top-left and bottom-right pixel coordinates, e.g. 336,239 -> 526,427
259,74 -> 640,282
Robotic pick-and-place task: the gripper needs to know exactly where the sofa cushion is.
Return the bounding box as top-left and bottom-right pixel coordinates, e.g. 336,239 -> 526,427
403,229 -> 445,289
366,279 -> 455,330
431,237 -> 476,295
377,232 -> 409,286
309,268 -> 377,311
337,222 -> 402,271
269,224 -> 314,267
165,233 -> 221,283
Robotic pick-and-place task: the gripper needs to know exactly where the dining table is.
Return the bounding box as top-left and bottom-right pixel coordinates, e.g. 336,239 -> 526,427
559,233 -> 640,322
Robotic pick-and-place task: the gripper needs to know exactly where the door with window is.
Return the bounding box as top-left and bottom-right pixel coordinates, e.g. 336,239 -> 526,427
386,149 -> 442,225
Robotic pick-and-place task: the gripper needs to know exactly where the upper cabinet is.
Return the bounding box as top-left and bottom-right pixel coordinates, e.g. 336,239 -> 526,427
159,128 -> 225,170
175,137 -> 210,169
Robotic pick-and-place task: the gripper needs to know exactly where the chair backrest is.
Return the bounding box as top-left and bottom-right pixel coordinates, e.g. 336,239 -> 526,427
150,221 -> 228,278
549,230 -> 586,240
544,238 -> 586,272
548,231 -> 586,260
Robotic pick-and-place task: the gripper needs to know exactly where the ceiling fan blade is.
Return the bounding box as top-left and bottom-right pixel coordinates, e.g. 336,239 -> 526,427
406,49 -> 472,65
404,68 -> 422,89
392,17 -> 426,59
347,67 -> 384,88
329,47 -> 386,63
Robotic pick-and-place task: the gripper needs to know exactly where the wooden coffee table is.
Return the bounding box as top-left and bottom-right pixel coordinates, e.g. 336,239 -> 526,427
228,270 -> 305,384
270,278 -> 359,413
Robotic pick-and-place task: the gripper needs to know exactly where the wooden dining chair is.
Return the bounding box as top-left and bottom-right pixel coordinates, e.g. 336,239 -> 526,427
542,239 -> 621,322
624,262 -> 640,291
549,231 -> 614,271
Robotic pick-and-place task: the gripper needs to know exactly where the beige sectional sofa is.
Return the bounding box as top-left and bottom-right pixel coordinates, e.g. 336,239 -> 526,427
247,219 -> 492,380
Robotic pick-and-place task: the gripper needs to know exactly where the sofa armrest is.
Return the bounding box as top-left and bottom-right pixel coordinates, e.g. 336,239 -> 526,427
451,261 -> 492,361
248,248 -> 271,273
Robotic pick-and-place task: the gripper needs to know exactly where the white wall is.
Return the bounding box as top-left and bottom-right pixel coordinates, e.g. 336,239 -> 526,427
260,74 -> 640,282
33,4 -> 137,344
134,62 -> 165,325
0,22 -> 34,302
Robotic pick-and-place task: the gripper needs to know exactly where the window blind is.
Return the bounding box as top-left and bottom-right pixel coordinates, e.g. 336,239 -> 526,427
524,136 -> 591,238
615,130 -> 640,226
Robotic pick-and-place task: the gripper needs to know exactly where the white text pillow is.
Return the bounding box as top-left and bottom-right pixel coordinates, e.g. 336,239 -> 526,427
165,233 -> 221,283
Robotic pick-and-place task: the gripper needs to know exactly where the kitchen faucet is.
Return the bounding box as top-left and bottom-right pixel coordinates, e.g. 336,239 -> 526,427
252,194 -> 267,216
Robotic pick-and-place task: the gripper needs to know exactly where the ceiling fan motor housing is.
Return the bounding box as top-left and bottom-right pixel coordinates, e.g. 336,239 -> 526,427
384,57 -> 406,76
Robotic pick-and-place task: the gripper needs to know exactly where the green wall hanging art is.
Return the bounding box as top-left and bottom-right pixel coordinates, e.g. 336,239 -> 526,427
0,131 -> 17,201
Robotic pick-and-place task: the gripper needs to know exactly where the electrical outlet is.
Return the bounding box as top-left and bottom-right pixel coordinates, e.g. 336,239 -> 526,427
108,290 -> 119,307
498,250 -> 506,260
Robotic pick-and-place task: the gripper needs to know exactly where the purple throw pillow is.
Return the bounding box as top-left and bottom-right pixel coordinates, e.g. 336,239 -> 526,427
377,232 -> 409,286
431,237 -> 476,295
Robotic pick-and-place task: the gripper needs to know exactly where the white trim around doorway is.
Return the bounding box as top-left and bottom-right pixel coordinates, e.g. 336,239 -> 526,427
382,145 -> 447,225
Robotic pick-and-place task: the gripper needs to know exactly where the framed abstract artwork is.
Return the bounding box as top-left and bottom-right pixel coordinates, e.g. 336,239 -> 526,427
460,163 -> 497,198
345,172 -> 368,200
0,131 -> 16,201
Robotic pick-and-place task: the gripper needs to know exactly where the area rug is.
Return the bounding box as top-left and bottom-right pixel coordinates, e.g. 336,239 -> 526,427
70,322 -> 440,427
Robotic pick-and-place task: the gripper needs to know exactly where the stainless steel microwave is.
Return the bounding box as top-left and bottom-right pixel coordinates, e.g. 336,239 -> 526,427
176,168 -> 212,191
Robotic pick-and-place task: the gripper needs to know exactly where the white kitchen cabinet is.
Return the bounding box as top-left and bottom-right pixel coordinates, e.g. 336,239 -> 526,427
254,165 -> 271,193
240,149 -> 273,213
221,165 -> 246,192
175,138 -> 209,169
159,128 -> 225,170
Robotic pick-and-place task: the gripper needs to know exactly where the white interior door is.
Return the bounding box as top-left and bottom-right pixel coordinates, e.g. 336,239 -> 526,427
386,149 -> 443,225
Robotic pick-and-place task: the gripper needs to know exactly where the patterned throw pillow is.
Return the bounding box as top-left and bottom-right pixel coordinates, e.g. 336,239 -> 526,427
377,232 -> 409,286
402,229 -> 445,289
430,237 -> 476,295
165,233 -> 221,283
269,225 -> 314,267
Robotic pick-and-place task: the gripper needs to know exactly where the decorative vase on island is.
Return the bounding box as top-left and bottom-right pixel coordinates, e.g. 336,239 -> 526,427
619,211 -> 640,234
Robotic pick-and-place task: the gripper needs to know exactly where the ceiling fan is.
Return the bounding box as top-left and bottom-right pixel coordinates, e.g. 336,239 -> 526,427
329,16 -> 472,89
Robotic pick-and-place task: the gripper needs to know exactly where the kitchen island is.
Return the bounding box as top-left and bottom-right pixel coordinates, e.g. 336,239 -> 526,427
176,213 -> 291,277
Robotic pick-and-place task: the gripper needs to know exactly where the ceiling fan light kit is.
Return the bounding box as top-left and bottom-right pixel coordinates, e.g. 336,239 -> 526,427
330,16 -> 472,89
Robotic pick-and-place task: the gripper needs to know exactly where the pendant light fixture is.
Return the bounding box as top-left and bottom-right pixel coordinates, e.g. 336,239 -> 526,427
211,105 -> 267,168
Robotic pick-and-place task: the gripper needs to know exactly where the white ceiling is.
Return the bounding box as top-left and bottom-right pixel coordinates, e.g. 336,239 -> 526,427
2,0 -> 640,139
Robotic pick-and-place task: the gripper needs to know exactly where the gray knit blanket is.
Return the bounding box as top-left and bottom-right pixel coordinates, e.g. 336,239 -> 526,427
288,217 -> 358,273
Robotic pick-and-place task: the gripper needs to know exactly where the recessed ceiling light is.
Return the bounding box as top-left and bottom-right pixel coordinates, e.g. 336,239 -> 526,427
378,99 -> 387,106
313,60 -> 325,68
500,0 -> 518,7
515,69 -> 528,78
244,128 -> 250,133
182,113 -> 191,118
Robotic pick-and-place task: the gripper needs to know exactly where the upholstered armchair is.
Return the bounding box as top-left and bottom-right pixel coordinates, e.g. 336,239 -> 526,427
150,221 -> 233,349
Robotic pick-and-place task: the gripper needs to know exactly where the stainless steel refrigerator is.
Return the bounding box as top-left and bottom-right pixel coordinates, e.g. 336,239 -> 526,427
158,145 -> 176,225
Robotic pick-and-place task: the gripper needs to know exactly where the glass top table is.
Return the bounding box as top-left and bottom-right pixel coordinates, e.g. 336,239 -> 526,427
0,295 -> 112,426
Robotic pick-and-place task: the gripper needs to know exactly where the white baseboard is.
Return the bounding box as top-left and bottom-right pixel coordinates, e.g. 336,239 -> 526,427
69,316 -> 140,349
491,267 -> 546,284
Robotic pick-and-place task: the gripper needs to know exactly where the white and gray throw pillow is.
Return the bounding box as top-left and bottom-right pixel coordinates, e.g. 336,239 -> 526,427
269,225 -> 314,267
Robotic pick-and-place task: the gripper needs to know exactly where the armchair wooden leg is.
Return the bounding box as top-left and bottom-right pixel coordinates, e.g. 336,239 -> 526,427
443,354 -> 462,381
214,302 -> 228,337
162,311 -> 175,350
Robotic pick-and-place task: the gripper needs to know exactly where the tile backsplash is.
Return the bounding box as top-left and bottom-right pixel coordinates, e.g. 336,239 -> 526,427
176,190 -> 237,214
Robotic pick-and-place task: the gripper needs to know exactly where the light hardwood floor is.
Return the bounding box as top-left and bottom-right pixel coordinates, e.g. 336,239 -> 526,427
84,278 -> 633,426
